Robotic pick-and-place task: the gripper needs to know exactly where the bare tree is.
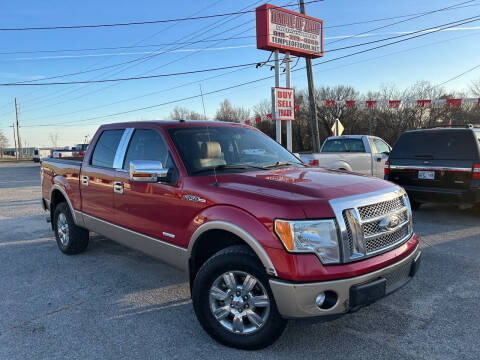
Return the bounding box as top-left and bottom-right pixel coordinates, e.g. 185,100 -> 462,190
470,78 -> 480,96
49,133 -> 59,148
215,99 -> 250,123
168,106 -> 205,120
0,130 -> 8,157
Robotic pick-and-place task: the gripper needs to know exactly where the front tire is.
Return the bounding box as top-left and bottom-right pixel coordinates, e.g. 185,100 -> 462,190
192,246 -> 287,350
53,202 -> 89,255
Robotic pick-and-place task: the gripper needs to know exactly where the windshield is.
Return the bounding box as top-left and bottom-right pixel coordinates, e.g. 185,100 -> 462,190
168,126 -> 304,175
390,130 -> 479,160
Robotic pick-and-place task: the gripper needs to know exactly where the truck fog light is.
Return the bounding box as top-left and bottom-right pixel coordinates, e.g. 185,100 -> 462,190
315,292 -> 326,307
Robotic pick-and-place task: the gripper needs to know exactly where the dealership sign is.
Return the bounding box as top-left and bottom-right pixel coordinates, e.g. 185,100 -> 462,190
272,87 -> 295,120
256,3 -> 324,58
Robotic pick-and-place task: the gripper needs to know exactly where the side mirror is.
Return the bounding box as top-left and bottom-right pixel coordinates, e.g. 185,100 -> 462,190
129,160 -> 169,183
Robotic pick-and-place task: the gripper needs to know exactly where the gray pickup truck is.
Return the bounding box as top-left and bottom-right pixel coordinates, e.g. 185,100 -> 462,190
300,135 -> 391,178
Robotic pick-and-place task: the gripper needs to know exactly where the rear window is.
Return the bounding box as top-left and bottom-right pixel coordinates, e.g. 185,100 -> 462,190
322,138 -> 365,153
390,130 -> 479,160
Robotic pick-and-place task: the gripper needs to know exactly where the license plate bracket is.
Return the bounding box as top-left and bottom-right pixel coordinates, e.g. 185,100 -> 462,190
418,170 -> 435,180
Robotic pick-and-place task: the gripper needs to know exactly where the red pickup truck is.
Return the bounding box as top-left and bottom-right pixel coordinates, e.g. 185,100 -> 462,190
41,121 -> 421,349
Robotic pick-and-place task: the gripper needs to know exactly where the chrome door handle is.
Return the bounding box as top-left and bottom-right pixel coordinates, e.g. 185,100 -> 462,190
113,181 -> 124,194
81,175 -> 89,186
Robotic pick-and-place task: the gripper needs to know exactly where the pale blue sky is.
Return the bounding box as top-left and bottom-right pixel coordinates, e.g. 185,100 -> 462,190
0,0 -> 479,147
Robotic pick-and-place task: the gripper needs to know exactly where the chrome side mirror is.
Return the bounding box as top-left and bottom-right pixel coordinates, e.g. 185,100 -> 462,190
129,160 -> 169,183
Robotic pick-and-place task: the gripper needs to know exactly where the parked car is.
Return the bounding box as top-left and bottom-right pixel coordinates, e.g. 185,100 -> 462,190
385,125 -> 480,209
300,135 -> 391,178
41,121 -> 421,349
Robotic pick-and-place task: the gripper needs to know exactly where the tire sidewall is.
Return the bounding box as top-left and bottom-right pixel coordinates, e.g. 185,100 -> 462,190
192,248 -> 286,349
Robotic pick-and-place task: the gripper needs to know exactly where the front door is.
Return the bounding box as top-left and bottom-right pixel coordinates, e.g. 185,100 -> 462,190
372,138 -> 391,178
113,129 -> 185,247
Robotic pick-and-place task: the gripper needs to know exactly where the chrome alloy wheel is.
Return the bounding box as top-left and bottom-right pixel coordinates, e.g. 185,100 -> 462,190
57,213 -> 69,246
209,271 -> 270,334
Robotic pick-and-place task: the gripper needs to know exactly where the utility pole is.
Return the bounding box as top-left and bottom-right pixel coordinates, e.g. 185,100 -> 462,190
14,98 -> 22,159
299,0 -> 321,153
273,49 -> 281,144
11,124 -> 18,159
369,107 -> 373,135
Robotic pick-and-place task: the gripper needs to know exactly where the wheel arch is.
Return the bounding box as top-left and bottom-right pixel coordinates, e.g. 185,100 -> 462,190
187,221 -> 277,289
49,184 -> 82,227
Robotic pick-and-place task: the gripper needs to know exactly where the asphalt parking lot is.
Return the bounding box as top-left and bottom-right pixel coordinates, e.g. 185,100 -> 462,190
1,162 -> 479,359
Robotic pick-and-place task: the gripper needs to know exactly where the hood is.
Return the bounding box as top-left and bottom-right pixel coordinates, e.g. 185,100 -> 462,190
216,167 -> 396,218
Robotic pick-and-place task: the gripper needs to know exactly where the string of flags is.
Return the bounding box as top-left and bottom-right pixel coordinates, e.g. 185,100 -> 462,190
243,97 -> 480,125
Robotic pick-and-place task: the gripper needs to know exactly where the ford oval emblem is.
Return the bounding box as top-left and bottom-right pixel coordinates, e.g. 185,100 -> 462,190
379,214 -> 401,231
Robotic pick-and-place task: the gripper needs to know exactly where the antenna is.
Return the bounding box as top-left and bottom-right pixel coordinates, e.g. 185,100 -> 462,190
199,84 -> 207,120
200,84 -> 219,186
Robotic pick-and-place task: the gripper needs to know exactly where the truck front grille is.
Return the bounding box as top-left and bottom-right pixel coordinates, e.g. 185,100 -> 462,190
333,188 -> 413,263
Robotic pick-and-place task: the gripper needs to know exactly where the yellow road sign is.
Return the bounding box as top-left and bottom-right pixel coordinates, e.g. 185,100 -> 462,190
331,119 -> 344,136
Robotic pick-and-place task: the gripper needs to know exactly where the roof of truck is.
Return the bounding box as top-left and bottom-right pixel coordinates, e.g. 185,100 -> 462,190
101,120 -> 250,130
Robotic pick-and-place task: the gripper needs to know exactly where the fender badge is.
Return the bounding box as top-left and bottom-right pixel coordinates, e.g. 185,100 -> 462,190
182,194 -> 206,203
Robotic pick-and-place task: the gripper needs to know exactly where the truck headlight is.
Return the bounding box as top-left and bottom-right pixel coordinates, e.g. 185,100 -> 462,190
275,219 -> 340,264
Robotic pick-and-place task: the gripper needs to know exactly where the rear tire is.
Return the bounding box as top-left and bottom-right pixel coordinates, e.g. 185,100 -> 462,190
53,202 -> 89,255
192,246 -> 287,350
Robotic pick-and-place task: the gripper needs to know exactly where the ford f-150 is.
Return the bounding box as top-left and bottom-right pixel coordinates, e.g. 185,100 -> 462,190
41,121 -> 421,349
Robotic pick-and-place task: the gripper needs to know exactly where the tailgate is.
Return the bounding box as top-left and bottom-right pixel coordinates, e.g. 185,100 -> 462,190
389,159 -> 473,190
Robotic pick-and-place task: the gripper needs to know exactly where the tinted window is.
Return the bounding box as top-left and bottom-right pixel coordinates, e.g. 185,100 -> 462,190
322,138 -> 365,153
91,130 -> 124,168
169,126 -> 302,175
373,139 -> 390,154
390,130 -> 479,160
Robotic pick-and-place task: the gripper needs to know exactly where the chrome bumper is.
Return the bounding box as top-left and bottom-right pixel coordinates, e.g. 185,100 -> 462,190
269,245 -> 421,318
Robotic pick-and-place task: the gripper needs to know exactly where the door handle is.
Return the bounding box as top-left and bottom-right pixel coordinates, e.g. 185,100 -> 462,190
113,181 -> 124,194
81,175 -> 89,186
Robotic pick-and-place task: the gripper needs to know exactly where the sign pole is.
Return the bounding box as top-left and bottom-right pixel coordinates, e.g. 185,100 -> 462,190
273,50 -> 281,144
285,52 -> 292,151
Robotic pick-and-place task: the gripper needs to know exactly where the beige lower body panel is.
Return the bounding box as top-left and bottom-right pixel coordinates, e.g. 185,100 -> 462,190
82,213 -> 188,271
269,245 -> 420,318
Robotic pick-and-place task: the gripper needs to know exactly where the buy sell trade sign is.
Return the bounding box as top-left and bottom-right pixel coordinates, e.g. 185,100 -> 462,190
272,87 -> 295,121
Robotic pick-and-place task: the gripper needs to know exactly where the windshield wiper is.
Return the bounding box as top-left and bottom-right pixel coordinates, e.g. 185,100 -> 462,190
262,161 -> 295,169
192,164 -> 269,174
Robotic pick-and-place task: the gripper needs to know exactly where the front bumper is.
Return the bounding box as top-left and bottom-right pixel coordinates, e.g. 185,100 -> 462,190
269,245 -> 421,318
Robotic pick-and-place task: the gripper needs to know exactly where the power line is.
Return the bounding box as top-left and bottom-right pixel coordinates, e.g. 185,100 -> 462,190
0,0 -> 323,31
436,63 -> 480,86
19,16 -> 480,128
3,3 -> 479,57
327,0 -> 477,46
4,15 -> 479,87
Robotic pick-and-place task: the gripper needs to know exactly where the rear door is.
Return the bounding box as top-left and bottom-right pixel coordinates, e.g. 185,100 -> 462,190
80,129 -> 126,223
389,129 -> 478,190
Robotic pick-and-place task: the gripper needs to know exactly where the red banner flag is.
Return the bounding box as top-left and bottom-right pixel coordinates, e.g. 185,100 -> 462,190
266,113 -> 272,119
417,99 -> 432,108
366,100 -> 377,108
255,116 -> 261,124
325,100 -> 335,107
446,98 -> 462,108
478,98 -> 480,106
245,119 -> 251,125
345,100 -> 355,107
389,100 -> 401,108
294,104 -> 300,112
